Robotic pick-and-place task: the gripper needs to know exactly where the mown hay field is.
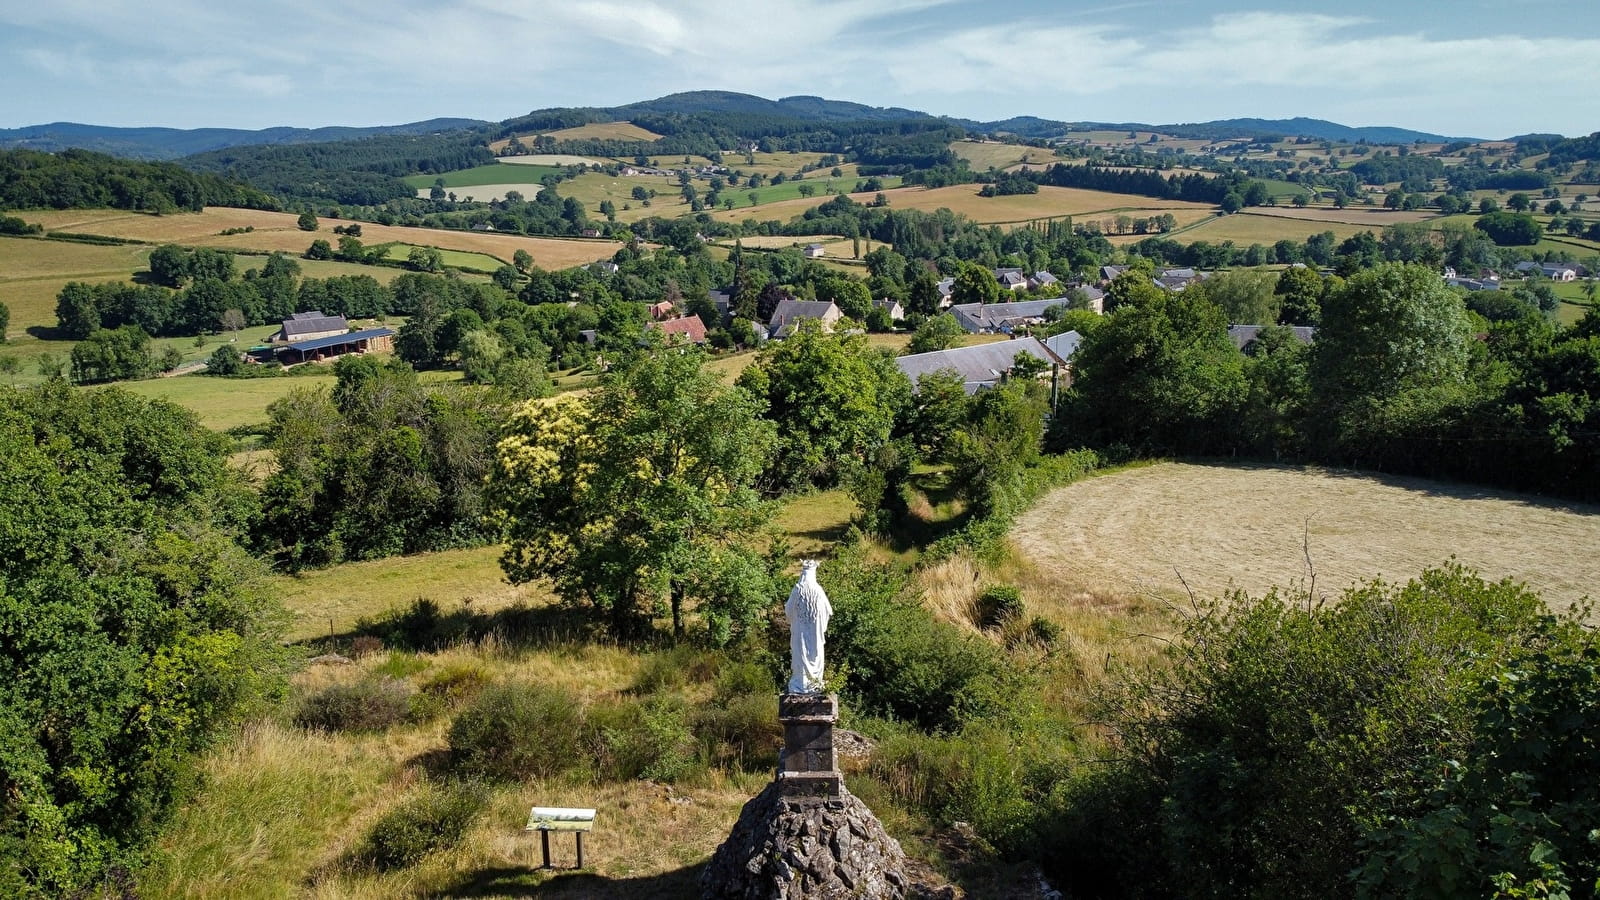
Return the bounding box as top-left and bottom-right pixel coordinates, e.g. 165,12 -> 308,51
714,184 -> 1213,226
119,368 -> 462,433
1013,462 -> 1600,615
950,140 -> 1053,171
1247,206 -> 1438,226
488,120 -> 665,152
1167,213 -> 1370,245
17,209 -> 622,270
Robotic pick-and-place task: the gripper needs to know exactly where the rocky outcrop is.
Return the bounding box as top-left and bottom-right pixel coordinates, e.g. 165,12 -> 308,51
701,781 -> 911,899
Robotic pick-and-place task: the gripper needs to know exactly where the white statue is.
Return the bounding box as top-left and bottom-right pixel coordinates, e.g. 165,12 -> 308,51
785,560 -> 832,694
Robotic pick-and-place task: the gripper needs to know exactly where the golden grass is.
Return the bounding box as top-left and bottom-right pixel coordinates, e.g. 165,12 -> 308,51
950,141 -> 1052,171
20,209 -> 622,271
1170,213 -> 1370,245
1012,462 -> 1600,616
557,171 -> 683,223
547,121 -> 665,144
497,154 -> 610,167
1248,206 -> 1439,226
713,184 -> 1213,226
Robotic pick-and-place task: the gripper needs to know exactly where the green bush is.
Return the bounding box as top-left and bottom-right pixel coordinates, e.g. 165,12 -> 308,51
694,692 -> 780,772
712,660 -> 776,702
294,678 -> 414,733
975,584 -> 1024,629
1045,564 -> 1560,898
421,661 -> 491,704
356,782 -> 486,871
448,682 -> 585,781
591,697 -> 699,783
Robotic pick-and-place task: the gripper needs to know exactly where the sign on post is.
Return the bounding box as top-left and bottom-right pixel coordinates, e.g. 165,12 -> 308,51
525,807 -> 596,869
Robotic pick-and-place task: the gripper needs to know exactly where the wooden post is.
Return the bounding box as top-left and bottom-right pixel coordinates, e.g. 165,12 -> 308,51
576,831 -> 585,869
540,830 -> 550,868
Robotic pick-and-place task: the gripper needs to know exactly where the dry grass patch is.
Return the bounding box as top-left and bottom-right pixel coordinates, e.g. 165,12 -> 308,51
19,208 -> 621,271
1171,213 -> 1370,245
1248,206 -> 1439,226
950,141 -> 1052,171
1012,461 -> 1600,616
715,184 -> 1213,226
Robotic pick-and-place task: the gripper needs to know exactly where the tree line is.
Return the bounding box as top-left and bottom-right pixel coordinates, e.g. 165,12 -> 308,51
0,148 -> 276,212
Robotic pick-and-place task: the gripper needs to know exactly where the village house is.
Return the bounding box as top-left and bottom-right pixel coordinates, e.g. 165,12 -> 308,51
949,297 -> 1088,334
646,314 -> 708,345
270,311 -> 348,344
874,297 -> 905,321
805,243 -> 826,258
768,299 -> 842,338
895,337 -> 1066,395
1227,325 -> 1317,354
1514,260 -> 1583,281
648,300 -> 677,321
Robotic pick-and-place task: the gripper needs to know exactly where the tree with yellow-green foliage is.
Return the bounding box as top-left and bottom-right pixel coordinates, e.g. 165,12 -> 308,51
490,349 -> 777,640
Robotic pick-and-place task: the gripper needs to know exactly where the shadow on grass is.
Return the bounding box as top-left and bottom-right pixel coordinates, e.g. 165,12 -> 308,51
876,469 -> 973,554
296,598 -> 610,656
434,860 -> 705,899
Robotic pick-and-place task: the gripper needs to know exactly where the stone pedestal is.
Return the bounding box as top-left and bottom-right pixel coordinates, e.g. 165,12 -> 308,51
778,693 -> 842,798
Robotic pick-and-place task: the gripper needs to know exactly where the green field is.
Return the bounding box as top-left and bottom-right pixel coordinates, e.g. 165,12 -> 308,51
402,163 -> 562,189
381,244 -> 505,271
121,367 -> 462,432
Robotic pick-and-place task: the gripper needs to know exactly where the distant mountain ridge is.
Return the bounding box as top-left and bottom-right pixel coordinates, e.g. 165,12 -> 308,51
0,92 -> 1501,161
0,118 -> 489,160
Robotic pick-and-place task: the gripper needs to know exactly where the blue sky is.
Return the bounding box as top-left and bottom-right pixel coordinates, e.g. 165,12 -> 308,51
1,0 -> 1595,138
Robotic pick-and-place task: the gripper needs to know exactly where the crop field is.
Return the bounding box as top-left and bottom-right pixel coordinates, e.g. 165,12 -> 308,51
1012,462 -> 1600,616
1168,213 -> 1369,245
402,163 -> 562,189
15,208 -> 622,270
498,154 -> 610,167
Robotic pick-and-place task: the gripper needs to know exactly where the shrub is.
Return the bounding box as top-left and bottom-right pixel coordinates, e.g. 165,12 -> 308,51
294,678 -> 413,733
421,661 -> 490,704
694,691 -> 781,772
712,660 -> 776,702
631,645 -> 720,694
975,584 -> 1024,629
356,782 -> 486,871
449,682 -> 585,780
591,696 -> 698,783
348,635 -> 384,658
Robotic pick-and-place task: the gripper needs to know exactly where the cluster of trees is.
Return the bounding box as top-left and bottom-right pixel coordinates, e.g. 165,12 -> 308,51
181,133 -> 493,205
0,384 -> 282,895
0,148 -> 276,212
1035,163 -> 1269,207
1058,262 -> 1600,501
256,356 -> 505,568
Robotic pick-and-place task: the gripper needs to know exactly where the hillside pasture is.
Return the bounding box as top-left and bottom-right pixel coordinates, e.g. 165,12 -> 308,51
498,154 -> 611,167
951,140 -> 1051,171
713,184 -> 1214,226
120,367 -> 463,433
1165,213 -> 1370,245
1247,206 -> 1438,226
1012,462 -> 1600,616
401,163 -> 562,190
0,235 -> 150,330
17,209 -> 622,270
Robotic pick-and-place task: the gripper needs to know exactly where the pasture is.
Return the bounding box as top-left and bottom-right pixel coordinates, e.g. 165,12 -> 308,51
402,163 -> 562,189
16,208 -> 622,271
950,140 -> 1052,171
1247,206 -> 1437,226
1165,213 -> 1370,245
1012,461 -> 1600,616
499,155 -> 610,167
712,183 -> 1214,226
121,367 -> 463,433
487,120 -> 664,153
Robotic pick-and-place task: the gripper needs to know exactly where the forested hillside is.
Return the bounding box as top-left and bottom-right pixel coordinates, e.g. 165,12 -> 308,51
0,148 -> 277,212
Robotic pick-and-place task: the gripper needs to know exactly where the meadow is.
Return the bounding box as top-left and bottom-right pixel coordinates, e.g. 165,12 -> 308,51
1012,461 -> 1600,616
402,163 -> 562,190
711,183 -> 1214,227
950,140 -> 1053,171
13,208 -> 622,270
487,121 -> 665,152
1163,212 -> 1370,245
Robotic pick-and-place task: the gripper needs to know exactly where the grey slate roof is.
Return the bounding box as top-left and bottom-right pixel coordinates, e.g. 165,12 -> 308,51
949,297 -> 1076,333
1041,330 -> 1082,362
283,326 -> 393,353
1228,325 -> 1316,351
768,299 -> 839,326
896,338 -> 1057,394
280,312 -> 349,339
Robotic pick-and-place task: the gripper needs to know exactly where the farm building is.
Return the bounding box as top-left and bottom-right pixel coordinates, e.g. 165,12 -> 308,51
271,311 -> 348,343
804,244 -> 826,258
275,327 -> 395,365
950,297 -> 1085,333
647,315 -> 708,345
896,336 -> 1064,394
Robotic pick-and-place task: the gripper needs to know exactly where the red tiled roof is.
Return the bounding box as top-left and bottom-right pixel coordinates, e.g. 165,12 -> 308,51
650,315 -> 707,343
